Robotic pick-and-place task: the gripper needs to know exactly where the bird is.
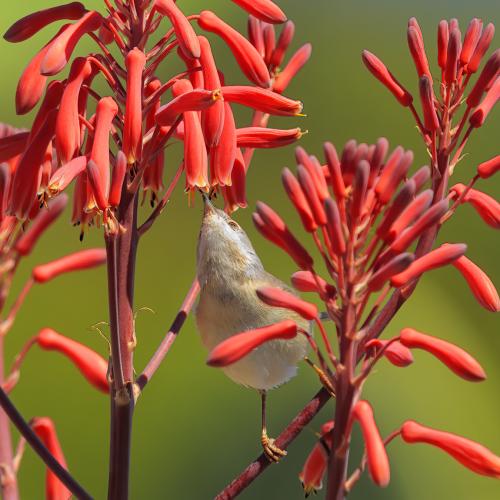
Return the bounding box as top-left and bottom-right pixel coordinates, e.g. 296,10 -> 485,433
195,193 -> 309,462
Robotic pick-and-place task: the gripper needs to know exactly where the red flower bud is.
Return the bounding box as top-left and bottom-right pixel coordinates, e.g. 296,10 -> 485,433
248,16 -> 265,57
368,253 -> 415,291
41,11 -> 102,75
461,18 -> 482,66
477,155 -> 500,179
155,0 -> 200,58
401,420 -> 500,478
467,23 -> 495,73
466,49 -> 500,108
123,48 -> 146,164
407,25 -> 432,82
291,271 -> 336,299
30,417 -> 71,500
109,151 -> 127,207
263,24 -> 276,66
231,0 -> 287,24
390,243 -> 467,287
47,156 -> 87,197
33,248 -> 107,284
156,89 -> 221,126
198,11 -> 270,87
365,339 -> 414,367
437,20 -> 449,70
282,167 -> 317,232
444,28 -> 461,85
450,183 -> 500,229
270,21 -> 295,68
399,327 -> 486,381
323,142 -> 346,200
15,195 -> 68,256
207,320 -> 298,367
469,76 -> 500,128
256,286 -> 318,320
236,127 -> 303,148
410,165 -> 430,191
4,2 -> 86,43
375,148 -> 412,205
297,164 -> 327,226
351,160 -> 370,222
324,198 -> 346,255
362,50 -> 413,106
273,43 -> 312,94
452,256 -> 500,312
36,328 -> 108,392
172,80 -> 208,189
254,201 -> 313,269
352,401 -> 390,487
419,76 -> 440,132
222,85 -> 303,116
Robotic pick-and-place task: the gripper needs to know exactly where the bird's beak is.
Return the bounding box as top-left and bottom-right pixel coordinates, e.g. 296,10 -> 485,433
201,191 -> 215,215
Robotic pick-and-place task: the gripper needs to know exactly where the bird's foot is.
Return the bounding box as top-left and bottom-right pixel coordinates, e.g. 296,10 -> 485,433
304,357 -> 336,397
261,432 -> 287,463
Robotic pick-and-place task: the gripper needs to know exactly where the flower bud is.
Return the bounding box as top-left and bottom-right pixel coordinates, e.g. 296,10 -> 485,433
256,286 -> 318,320
291,271 -> 336,299
282,167 -> 317,232
477,155 -> 500,179
466,49 -> 500,108
469,76 -> 500,128
364,339 -> 414,367
401,420 -> 500,478
236,127 -> 302,148
400,328 -> 486,381
33,248 -> 107,283
86,160 -> 108,211
407,25 -> 432,82
231,0 -> 287,24
444,28 -> 461,85
270,21 -> 295,68
410,165 -> 430,191
273,43 -> 312,94
207,320 -> 298,367
437,20 -> 449,70
467,23 -> 495,73
419,76 -> 440,132
323,142 -> 346,200
460,18 -> 482,66
109,151 -> 127,207
451,183 -> 500,229
324,198 -> 346,255
297,164 -> 327,226
368,253 -> 415,292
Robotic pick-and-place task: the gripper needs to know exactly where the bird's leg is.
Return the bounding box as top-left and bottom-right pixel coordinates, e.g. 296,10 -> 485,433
259,390 -> 287,463
304,357 -> 336,397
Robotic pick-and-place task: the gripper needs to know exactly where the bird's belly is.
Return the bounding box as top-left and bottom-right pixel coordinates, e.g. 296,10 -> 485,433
196,290 -> 309,390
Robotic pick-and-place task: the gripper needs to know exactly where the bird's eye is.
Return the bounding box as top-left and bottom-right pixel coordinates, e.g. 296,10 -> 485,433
227,220 -> 240,231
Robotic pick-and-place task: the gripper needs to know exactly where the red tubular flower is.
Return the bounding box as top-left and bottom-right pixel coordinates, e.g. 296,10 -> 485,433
323,142 -> 347,200
109,151 -> 127,207
55,57 -> 93,164
324,198 -> 346,255
466,49 -> 500,108
364,339 -> 414,367
273,43 -> 312,94
469,76 -> 500,128
477,155 -> 500,179
419,76 -> 440,132
450,183 -> 500,229
30,417 -> 71,500
410,165 -> 430,191
236,127 -> 302,148
222,85 -> 303,116
123,48 -> 146,164
47,156 -> 87,197
270,21 -> 295,68
206,319 -> 298,367
156,89 -> 221,126
0,131 -> 29,163
375,148 -> 412,205
401,420 -> 500,478
15,195 -> 68,256
437,20 -> 449,70
452,256 -> 500,312
297,164 -> 327,226
291,271 -> 336,299
407,25 -> 432,82
210,102 -> 237,186
352,401 -> 390,487
4,2 -> 86,42
254,201 -> 313,269
9,109 -> 58,220
41,11 -> 102,75
199,36 -> 225,147
263,24 -> 276,66
351,160 -> 369,223
460,18 -> 482,66
32,248 -> 107,284
256,286 -> 318,320
399,328 -> 486,381
30,80 -> 65,139
390,243 -> 467,287
36,328 -> 108,393
172,79 -> 208,189
198,11 -> 271,88
389,199 -> 449,253
248,16 -> 265,58
295,152 -> 329,205
86,160 -> 108,211
282,167 -> 317,232
368,253 -> 415,291
444,28 -> 461,85
155,0 -> 200,58
362,50 -> 413,106
467,23 -> 495,73
231,0 -> 287,24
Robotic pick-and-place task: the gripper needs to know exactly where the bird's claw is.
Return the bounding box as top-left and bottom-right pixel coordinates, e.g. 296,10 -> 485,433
261,433 -> 287,463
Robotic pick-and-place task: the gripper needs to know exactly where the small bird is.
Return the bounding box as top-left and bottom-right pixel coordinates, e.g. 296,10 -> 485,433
195,193 -> 309,462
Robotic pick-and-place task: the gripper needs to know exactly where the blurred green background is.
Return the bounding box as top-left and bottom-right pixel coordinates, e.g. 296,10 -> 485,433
1,1 -> 499,499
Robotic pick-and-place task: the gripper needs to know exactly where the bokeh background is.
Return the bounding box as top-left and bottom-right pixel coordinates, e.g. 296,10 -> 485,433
1,1 -> 499,499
